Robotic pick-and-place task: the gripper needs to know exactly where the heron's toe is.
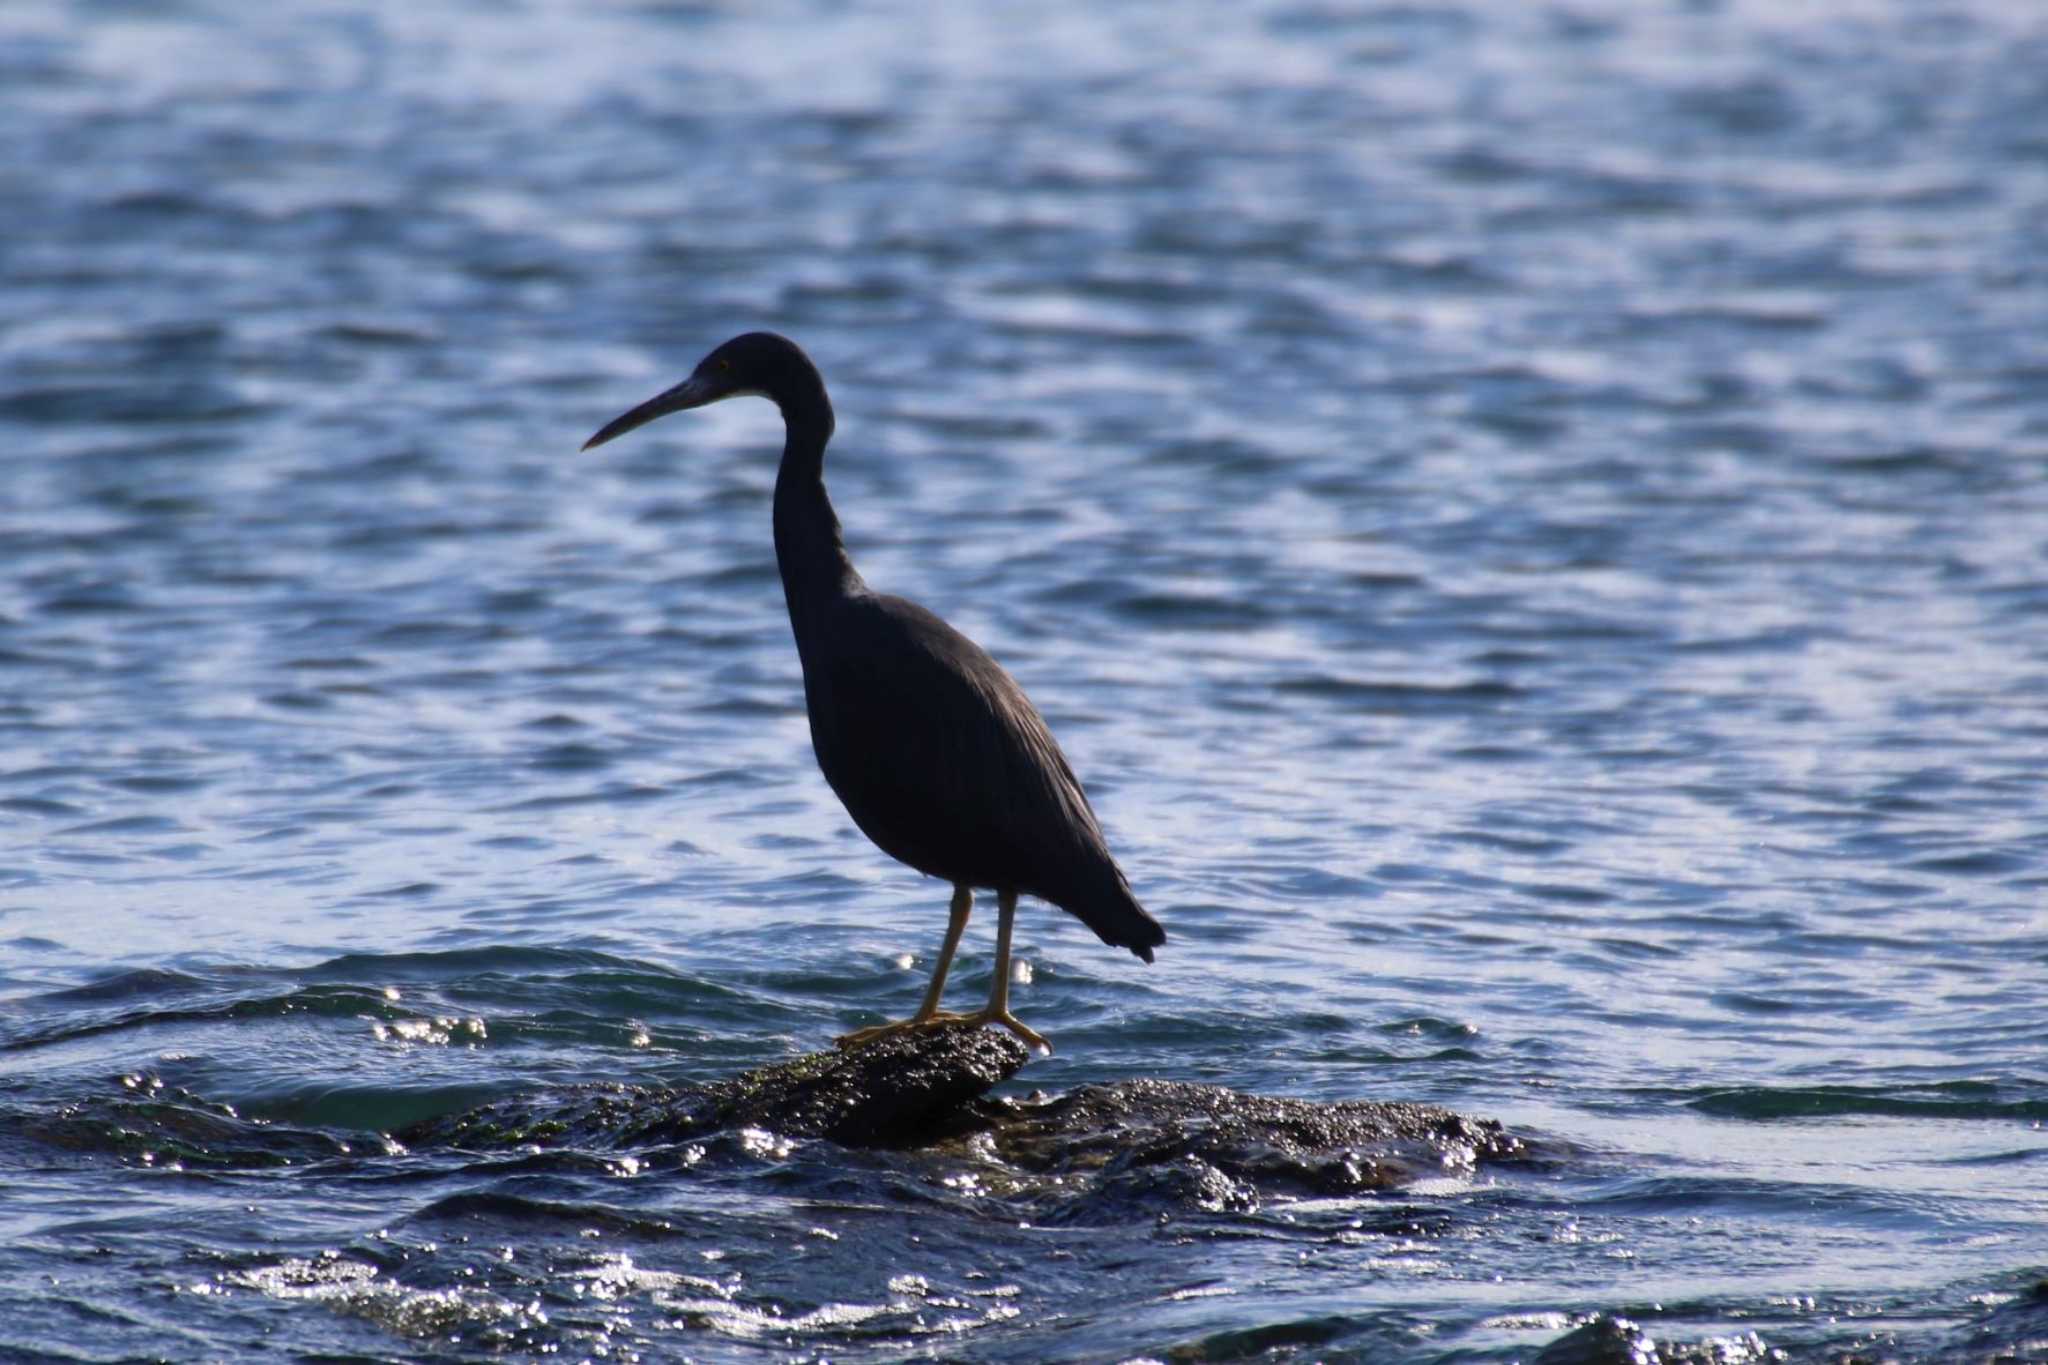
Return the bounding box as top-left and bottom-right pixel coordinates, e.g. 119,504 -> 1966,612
834,1010 -> 973,1050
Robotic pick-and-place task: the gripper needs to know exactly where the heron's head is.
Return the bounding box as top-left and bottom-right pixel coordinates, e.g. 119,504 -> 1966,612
582,332 -> 829,451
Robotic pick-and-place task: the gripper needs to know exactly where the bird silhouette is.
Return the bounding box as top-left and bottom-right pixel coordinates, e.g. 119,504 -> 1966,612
583,333 -> 1163,1052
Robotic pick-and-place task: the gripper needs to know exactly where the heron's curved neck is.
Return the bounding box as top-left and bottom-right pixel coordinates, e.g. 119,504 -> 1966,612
771,387 -> 860,614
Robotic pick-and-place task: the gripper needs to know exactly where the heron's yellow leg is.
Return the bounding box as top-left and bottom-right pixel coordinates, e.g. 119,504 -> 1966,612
959,889 -> 1051,1054
836,885 -> 974,1049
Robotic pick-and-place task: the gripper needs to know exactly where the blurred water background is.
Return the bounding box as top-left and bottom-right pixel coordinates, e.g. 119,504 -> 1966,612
3,0 -> 2047,1359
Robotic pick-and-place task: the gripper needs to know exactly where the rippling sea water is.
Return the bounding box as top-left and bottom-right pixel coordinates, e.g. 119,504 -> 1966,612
4,1 -> 2047,1359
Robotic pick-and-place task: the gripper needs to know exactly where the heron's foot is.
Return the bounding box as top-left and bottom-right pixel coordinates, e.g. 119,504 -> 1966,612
835,1010 -> 972,1051
834,1008 -> 1050,1055
960,1007 -> 1052,1055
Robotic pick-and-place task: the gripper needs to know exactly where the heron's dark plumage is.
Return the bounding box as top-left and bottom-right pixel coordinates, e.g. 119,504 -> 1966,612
798,590 -> 1158,962
583,332 -> 1164,988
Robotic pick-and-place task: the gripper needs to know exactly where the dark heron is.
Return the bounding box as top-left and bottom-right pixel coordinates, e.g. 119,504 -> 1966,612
582,332 -> 1164,1052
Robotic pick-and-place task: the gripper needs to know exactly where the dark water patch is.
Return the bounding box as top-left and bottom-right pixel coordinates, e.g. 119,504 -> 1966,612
1581,1174 -> 1942,1226
492,783 -> 671,811
413,668 -> 499,692
1816,445 -> 1968,477
1346,571 -> 1428,592
84,486 -> 211,519
369,620 -> 514,648
890,408 -> 1047,441
1592,936 -> 1684,962
332,520 -> 488,550
303,946 -> 665,984
1030,573 -> 1134,608
1908,849 -> 2032,877
1669,75 -> 1802,137
0,647 -> 75,669
1624,298 -> 1831,335
1156,902 -> 1263,945
1517,882 -> 1615,907
1113,592 -> 1273,630
1274,676 -> 1521,712
37,583 -> 144,616
315,321 -> 436,348
246,1080 -> 507,1134
295,950 -> 769,1028
1663,418 -> 1783,455
3,981 -> 411,1054
0,796 -> 82,817
1710,991 -> 1806,1017
1144,436 -> 1285,476
405,1190 -> 692,1241
41,849 -> 130,867
1248,866 -> 1378,901
1687,1086 -> 2048,1123
56,814 -> 186,837
33,967 -> 212,1005
0,381 -> 266,426
358,882 -> 440,901
1170,1314 -> 1354,1358
1444,827 -> 1570,855
1935,1146 -> 2048,1168
678,765 -> 776,788
96,186 -> 240,223
1376,1016 -> 1480,1044
1368,861 -> 1442,885
694,694 -> 802,718
13,1087 -> 360,1171
105,774 -> 207,794
1674,626 -> 1826,655
477,834 -> 553,851
297,448 -> 438,484
262,690 -> 333,711
634,497 -> 709,527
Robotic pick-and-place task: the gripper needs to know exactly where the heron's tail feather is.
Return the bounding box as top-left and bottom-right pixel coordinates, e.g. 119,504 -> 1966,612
1064,873 -> 1165,964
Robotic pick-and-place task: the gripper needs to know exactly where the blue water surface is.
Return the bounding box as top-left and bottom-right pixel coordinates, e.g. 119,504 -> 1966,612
3,1 -> 2047,1359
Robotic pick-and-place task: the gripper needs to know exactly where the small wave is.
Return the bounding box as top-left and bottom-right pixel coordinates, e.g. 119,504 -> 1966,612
217,1254 -> 552,1347
407,1190 -> 682,1238
2,979 -> 402,1053
304,945 -> 663,981
36,966 -> 210,1004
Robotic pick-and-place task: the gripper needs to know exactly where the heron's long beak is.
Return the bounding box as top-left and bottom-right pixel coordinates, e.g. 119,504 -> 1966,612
581,374 -> 718,451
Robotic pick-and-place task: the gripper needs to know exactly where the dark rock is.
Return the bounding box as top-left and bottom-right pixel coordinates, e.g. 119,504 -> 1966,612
975,1078 -> 1518,1192
1534,1315 -> 1663,1365
1931,1276 -> 2048,1363
404,1021 -> 1029,1152
1534,1315 -> 1778,1365
401,1027 -> 1524,1215
687,1021 -> 1029,1147
938,1078 -> 1522,1220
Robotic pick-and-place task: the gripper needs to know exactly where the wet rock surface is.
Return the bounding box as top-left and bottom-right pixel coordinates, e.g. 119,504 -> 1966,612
401,1023 -> 1524,1212
1533,1315 -> 1777,1365
971,1077 -> 1521,1197
405,1023 -> 1031,1150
